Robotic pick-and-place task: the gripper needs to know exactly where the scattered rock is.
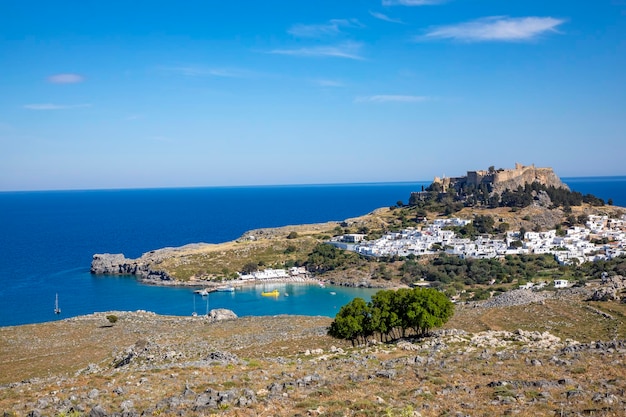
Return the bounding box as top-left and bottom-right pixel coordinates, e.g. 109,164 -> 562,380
205,351 -> 240,365
374,370 -> 396,379
89,405 -> 108,417
481,289 -> 552,308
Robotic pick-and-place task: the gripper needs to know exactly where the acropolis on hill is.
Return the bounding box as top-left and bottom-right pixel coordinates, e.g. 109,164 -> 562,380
432,163 -> 569,194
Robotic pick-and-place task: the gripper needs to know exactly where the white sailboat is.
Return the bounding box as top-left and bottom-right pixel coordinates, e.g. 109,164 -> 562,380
192,294 -> 198,317
54,293 -> 61,315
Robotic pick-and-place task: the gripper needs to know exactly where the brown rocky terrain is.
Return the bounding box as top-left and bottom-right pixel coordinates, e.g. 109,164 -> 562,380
2,280 -> 625,417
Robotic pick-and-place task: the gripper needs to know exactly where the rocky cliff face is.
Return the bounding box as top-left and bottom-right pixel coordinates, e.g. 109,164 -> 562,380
491,166 -> 569,195
91,253 -> 173,282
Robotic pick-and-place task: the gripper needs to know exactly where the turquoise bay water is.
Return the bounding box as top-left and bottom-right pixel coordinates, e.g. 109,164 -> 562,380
58,276 -> 376,321
1,178 -> 624,327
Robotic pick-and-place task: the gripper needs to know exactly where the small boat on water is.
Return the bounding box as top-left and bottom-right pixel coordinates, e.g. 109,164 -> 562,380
54,293 -> 61,315
261,289 -> 280,297
329,291 -> 336,295
195,288 -> 210,296
216,286 -> 235,292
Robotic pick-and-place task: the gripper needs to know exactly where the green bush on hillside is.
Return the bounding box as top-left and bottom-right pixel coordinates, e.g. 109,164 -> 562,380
328,288 -> 454,345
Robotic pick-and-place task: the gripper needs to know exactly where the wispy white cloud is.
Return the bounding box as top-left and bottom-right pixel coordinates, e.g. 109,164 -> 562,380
354,95 -> 430,103
22,103 -> 92,110
163,66 -> 255,78
383,0 -> 447,6
47,73 -> 85,84
369,11 -> 404,24
288,19 -> 363,38
421,16 -> 565,42
269,42 -> 364,60
313,79 -> 345,87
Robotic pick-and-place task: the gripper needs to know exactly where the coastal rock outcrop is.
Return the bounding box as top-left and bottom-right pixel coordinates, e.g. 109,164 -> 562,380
90,253 -> 173,282
90,253 -> 138,275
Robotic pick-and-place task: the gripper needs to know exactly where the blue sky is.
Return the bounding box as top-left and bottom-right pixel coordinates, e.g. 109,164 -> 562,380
1,0 -> 625,191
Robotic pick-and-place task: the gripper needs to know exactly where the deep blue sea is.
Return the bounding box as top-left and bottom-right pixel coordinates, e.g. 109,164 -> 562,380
0,178 -> 624,327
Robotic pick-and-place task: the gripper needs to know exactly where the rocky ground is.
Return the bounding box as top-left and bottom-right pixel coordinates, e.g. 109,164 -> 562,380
1,282 -> 626,417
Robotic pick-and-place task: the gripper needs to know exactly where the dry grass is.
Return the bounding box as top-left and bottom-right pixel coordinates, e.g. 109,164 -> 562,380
0,314 -> 335,385
446,297 -> 626,342
1,294 -> 625,416
147,223 -> 346,281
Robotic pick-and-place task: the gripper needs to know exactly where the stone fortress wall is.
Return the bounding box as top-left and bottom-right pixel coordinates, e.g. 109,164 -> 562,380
433,163 -> 569,194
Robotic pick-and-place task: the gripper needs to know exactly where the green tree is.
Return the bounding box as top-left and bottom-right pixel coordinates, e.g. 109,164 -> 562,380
329,288 -> 454,343
497,222 -> 510,233
328,297 -> 370,346
241,262 -> 258,274
395,287 -> 454,337
473,215 -> 495,234
369,290 -> 401,341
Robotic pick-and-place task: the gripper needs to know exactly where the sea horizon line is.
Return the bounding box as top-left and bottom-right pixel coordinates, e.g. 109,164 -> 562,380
2,175 -> 626,194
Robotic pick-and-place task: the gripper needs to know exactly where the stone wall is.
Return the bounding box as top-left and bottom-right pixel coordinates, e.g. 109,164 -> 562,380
432,163 -> 568,194
491,164 -> 569,195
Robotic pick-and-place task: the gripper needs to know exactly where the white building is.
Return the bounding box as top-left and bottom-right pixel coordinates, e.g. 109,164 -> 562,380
554,279 -> 569,288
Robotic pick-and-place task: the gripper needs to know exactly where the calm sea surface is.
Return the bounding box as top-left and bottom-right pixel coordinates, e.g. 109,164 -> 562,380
0,178 -> 624,327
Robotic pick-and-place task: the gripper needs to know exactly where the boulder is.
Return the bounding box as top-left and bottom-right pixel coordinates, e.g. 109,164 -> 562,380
89,405 -> 108,417
208,309 -> 237,322
590,275 -> 626,302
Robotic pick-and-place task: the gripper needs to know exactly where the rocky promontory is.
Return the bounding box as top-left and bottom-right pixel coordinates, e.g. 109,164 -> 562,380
91,253 -> 175,282
91,243 -> 216,284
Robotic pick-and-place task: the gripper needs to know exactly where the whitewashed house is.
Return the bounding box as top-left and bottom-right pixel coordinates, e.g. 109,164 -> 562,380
554,279 -> 569,288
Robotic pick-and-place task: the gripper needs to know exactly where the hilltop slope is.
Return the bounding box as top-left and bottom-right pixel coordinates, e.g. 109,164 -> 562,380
1,282 -> 625,416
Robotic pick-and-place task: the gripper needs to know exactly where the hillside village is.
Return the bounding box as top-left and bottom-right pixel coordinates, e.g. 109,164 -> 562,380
331,213 -> 626,269
90,163 -> 624,293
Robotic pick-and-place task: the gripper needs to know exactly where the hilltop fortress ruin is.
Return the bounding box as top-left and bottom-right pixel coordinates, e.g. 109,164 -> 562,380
433,163 -> 569,195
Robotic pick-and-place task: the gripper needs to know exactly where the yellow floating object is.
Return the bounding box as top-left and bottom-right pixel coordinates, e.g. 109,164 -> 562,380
261,289 -> 279,297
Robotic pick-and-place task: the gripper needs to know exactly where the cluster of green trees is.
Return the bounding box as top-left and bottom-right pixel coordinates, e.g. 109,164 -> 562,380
579,255 -> 626,278
328,288 -> 454,345
399,253 -> 560,287
499,183 -> 588,208
305,243 -> 366,273
409,181 -> 605,212
442,214 -> 506,238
